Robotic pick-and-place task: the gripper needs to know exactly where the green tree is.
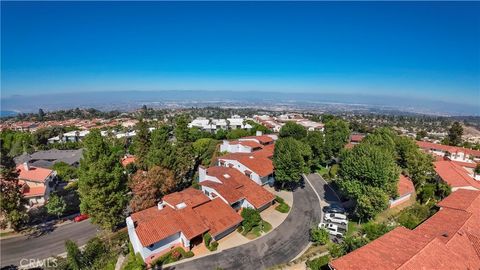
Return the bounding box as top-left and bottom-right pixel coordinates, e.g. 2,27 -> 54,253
226,129 -> 250,140
192,138 -> 218,166
78,130 -> 128,230
304,131 -> 326,170
52,162 -> 78,181
310,226 -> 330,245
474,163 -> 480,176
65,240 -> 83,270
416,130 -> 428,140
0,138 -> 27,231
354,187 -> 389,220
174,114 -> 190,143
46,194 -> 67,218
38,108 -> 46,121
240,208 -> 262,233
273,138 -> 306,189
447,121 -> 463,146
133,119 -> 151,170
279,121 -> 307,140
324,120 -> 350,159
147,125 -> 174,169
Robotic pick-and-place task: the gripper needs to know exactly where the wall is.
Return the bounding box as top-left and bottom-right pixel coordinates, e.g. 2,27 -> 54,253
217,158 -> 262,185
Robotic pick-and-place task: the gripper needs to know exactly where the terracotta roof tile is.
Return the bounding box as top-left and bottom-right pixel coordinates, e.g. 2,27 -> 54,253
193,198 -> 243,237
434,160 -> 480,189
417,141 -> 480,158
17,164 -> 53,183
437,189 -> 480,212
163,188 -> 210,208
218,153 -> 274,177
240,135 -> 274,145
397,175 -> 415,197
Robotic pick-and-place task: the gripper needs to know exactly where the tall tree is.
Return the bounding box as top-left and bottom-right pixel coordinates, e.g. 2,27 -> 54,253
78,130 -> 128,230
0,139 -> 27,231
46,194 -> 67,218
447,122 -> 463,146
129,166 -> 176,212
65,240 -> 82,270
38,108 -> 45,121
192,138 -> 218,166
279,121 -> 307,140
273,138 -> 306,189
174,114 -> 190,143
324,120 -> 350,160
304,131 -> 326,170
147,125 -> 174,169
133,119 -> 151,170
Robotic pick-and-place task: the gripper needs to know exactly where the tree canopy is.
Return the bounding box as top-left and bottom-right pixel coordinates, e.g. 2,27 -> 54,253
279,121 -> 307,140
324,119 -> 350,160
273,137 -> 307,188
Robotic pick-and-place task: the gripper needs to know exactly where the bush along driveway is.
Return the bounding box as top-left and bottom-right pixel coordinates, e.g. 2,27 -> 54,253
167,178 -> 323,270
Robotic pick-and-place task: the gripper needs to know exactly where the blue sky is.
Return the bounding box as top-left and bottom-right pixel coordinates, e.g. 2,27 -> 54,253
1,2 -> 479,106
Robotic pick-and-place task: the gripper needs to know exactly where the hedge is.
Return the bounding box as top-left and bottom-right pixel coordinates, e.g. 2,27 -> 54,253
150,247 -> 194,267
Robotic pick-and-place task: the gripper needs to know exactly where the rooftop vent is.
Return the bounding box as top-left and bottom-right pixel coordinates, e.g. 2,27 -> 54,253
442,232 -> 449,238
176,202 -> 187,210
249,156 -> 254,159
223,174 -> 230,179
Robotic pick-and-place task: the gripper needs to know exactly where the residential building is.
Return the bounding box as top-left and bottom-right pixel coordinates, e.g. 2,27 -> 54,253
14,149 -> 83,168
330,189 -> 480,270
417,141 -> 480,163
121,155 -> 136,167
217,150 -> 274,185
345,134 -> 365,149
126,188 -> 242,264
188,116 -> 252,133
434,160 -> 480,191
198,166 -> 275,211
219,132 -> 277,153
17,163 -> 56,207
389,175 -> 415,208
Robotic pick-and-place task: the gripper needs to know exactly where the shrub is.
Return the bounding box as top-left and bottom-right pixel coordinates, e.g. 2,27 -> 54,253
203,232 -> 212,247
306,255 -> 330,270
310,227 -> 330,245
241,208 -> 262,233
396,203 -> 434,229
275,195 -> 285,204
262,221 -> 272,232
361,222 -> 395,241
275,203 -> 290,213
209,241 -> 219,251
150,247 -> 193,267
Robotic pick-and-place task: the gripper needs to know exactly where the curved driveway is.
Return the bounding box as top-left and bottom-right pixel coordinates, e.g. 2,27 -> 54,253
170,175 -> 324,270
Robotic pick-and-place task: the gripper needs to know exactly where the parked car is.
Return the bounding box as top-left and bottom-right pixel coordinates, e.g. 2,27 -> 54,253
324,213 -> 348,225
74,214 -> 89,222
323,203 -> 346,214
318,222 -> 346,238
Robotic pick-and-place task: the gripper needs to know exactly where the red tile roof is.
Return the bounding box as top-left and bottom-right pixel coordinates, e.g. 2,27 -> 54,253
434,160 -> 480,189
230,140 -> 263,150
240,135 -> 274,145
131,205 -> 209,247
193,198 -> 243,237
17,164 -> 53,183
437,189 -> 480,212
162,188 -> 210,208
131,187 -> 243,247
202,166 -> 275,209
417,141 -> 480,158
397,175 -> 415,197
219,153 -> 274,177
350,134 -> 365,143
330,190 -> 480,270
121,156 -> 136,167
21,183 -> 46,198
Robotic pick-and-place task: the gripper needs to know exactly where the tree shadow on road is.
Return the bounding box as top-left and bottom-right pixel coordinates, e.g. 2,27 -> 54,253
26,222 -> 56,239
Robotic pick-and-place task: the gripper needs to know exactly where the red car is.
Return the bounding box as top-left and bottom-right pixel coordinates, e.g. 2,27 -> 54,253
74,214 -> 89,222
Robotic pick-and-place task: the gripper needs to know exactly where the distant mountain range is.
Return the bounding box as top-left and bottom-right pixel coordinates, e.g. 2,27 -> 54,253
1,90 -> 478,116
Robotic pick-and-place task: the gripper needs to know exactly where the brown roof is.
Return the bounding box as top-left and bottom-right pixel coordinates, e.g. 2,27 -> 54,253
202,166 -> 275,209
350,134 -> 365,143
434,160 -> 480,189
193,198 -> 243,237
121,156 -> 136,167
230,140 -> 263,150
397,175 -> 415,197
437,189 -> 480,212
240,135 -> 274,145
21,183 -> 46,198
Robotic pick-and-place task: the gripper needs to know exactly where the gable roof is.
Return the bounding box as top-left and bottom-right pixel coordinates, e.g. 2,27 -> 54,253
17,164 -> 53,183
434,160 -> 480,189
162,187 -> 210,208
202,166 -> 275,209
193,198 -> 243,237
330,189 -> 480,270
240,135 -> 274,145
218,152 -> 274,177
417,141 -> 480,158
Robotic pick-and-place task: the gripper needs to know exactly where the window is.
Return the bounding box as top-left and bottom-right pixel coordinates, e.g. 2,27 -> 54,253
204,190 -> 210,196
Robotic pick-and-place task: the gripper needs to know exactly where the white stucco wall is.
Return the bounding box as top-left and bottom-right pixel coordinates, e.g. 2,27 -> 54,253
217,158 -> 262,185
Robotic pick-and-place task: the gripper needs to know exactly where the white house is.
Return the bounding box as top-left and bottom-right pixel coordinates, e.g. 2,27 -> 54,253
127,188 -> 242,264
17,163 -> 56,207
188,116 -> 252,133
217,151 -> 274,186
198,166 -> 275,211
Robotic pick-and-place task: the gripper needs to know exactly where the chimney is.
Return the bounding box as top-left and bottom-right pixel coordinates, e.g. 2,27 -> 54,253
157,200 -> 164,210
23,162 -> 30,171
256,130 -> 263,136
199,165 -> 207,182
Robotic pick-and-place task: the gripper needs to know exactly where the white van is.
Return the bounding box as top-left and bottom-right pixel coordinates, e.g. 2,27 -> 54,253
324,213 -> 348,225
318,222 -> 346,237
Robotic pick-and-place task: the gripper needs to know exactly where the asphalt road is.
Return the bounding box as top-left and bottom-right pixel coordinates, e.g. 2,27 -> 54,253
1,220 -> 98,267
168,174 -> 329,270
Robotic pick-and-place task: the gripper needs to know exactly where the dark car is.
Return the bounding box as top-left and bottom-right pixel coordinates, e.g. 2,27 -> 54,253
323,203 -> 346,214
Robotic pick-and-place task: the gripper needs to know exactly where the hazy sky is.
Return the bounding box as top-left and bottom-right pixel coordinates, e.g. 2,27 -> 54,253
1,2 -> 479,106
